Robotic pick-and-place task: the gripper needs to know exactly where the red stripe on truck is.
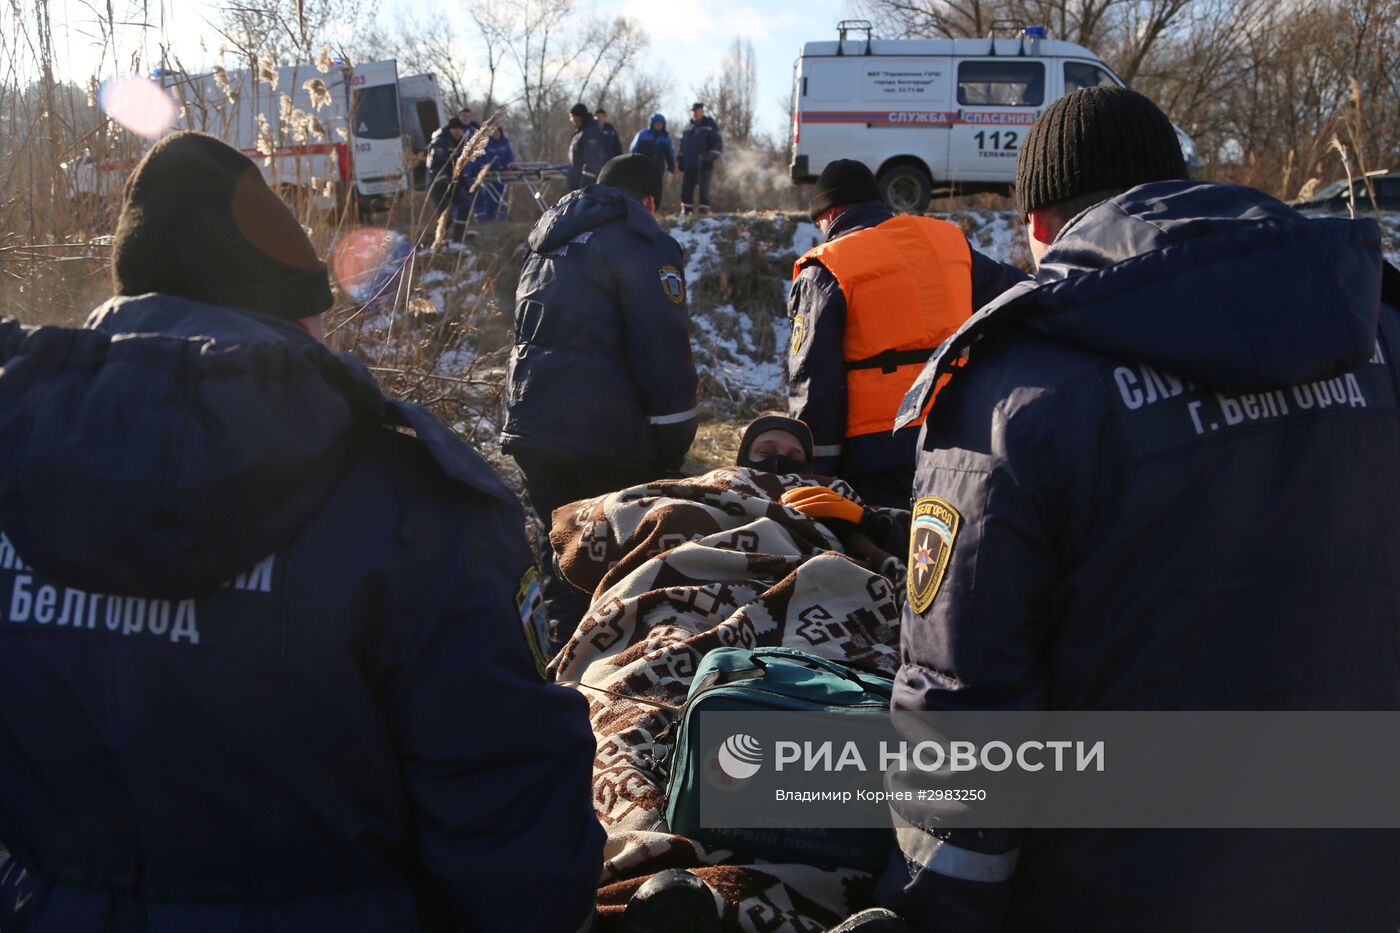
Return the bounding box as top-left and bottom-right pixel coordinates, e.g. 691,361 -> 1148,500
236,142 -> 352,180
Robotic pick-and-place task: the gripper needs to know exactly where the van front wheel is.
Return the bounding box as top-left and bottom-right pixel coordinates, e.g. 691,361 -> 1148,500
878,165 -> 932,213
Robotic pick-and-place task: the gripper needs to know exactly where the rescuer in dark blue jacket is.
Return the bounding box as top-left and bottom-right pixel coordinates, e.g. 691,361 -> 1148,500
878,87 -> 1400,933
503,154 -> 698,644
426,117 -> 464,183
426,118 -> 470,239
566,103 -> 609,191
0,132 -> 603,933
678,102 -> 722,214
595,108 -> 624,160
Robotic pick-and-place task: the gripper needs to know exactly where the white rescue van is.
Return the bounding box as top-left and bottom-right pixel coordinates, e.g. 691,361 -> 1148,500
790,22 -> 1199,211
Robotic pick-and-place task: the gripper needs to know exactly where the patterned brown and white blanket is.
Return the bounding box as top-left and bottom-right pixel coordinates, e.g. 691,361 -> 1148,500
547,467 -> 907,932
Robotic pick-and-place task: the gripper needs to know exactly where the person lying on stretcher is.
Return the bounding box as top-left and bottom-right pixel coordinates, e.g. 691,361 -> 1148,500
735,414 -> 909,566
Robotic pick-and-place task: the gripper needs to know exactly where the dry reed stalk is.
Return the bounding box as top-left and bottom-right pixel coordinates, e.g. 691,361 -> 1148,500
1327,136 -> 1356,219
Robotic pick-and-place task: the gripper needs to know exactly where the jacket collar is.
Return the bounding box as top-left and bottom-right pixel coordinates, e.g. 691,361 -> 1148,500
825,201 -> 894,241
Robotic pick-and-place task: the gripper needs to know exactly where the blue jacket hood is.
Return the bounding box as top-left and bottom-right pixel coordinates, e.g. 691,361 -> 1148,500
648,112 -> 667,129
0,295 -> 509,599
1021,181 -> 1381,389
898,182 -> 1384,427
527,184 -> 662,253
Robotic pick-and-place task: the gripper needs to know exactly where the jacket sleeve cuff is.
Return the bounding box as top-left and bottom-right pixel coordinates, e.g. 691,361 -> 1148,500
647,406 -> 699,426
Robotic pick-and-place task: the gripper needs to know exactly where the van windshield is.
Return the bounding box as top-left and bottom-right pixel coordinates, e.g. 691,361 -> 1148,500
1065,62 -> 1120,94
351,84 -> 401,140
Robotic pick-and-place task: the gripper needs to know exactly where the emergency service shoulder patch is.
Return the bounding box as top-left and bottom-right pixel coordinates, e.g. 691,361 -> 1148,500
659,264 -> 686,304
516,566 -> 550,678
790,312 -> 805,356
908,497 -> 960,614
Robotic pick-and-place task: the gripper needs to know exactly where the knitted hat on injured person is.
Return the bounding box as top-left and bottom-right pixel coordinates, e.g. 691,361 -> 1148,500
736,415 -> 815,467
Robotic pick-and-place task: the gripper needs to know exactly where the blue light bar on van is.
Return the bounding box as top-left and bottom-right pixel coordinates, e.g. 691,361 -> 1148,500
1022,25 -> 1047,38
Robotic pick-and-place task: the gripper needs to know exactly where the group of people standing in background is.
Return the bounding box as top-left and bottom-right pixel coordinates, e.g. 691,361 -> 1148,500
569,101 -> 724,215
425,99 -> 726,232
425,105 -> 515,236
422,97 -> 722,231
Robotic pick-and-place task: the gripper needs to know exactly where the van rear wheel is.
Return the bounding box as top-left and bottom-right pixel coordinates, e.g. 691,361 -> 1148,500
877,165 -> 932,213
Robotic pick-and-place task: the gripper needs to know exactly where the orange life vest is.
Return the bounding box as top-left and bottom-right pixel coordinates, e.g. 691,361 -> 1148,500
794,215 -> 973,438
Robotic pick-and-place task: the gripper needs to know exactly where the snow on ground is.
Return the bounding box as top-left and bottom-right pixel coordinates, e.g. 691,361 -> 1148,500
691,305 -> 791,396
669,213 -> 803,411
1376,213 -> 1400,266
790,220 -> 823,259
675,218 -> 720,285
436,346 -> 476,375
945,209 -> 1032,268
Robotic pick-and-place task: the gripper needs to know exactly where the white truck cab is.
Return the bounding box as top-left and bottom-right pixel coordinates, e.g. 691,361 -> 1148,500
345,60 -> 412,199
790,21 -> 1198,211
151,59 -> 440,211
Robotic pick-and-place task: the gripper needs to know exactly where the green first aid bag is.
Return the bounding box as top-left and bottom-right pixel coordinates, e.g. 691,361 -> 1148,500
662,646 -> 896,872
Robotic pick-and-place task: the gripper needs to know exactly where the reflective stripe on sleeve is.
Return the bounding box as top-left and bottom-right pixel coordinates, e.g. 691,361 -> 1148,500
812,444 -> 843,458
892,812 -> 1018,883
648,406 -> 699,425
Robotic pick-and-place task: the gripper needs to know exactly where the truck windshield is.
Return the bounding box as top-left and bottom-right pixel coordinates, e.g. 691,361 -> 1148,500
351,84 -> 401,140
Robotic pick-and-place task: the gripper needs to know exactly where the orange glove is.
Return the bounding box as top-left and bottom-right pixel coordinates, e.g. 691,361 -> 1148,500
780,486 -> 865,525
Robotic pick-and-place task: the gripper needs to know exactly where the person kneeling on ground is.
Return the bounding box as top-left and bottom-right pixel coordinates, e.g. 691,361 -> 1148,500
0,131 -> 603,933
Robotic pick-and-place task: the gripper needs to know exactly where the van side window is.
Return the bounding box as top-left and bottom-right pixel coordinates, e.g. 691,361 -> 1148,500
1064,62 -> 1119,94
957,61 -> 1044,107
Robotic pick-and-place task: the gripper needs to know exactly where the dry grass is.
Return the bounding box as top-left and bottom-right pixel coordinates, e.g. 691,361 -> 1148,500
685,414 -> 749,474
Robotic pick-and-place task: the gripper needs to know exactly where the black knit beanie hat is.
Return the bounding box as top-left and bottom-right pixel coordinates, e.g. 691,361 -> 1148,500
569,102 -> 591,119
809,159 -> 882,220
736,415 -> 814,466
598,153 -> 663,202
1014,86 -> 1188,215
112,131 -> 333,320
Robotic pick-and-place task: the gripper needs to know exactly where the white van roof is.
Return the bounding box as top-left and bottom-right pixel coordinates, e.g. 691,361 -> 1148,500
800,36 -> 1105,61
